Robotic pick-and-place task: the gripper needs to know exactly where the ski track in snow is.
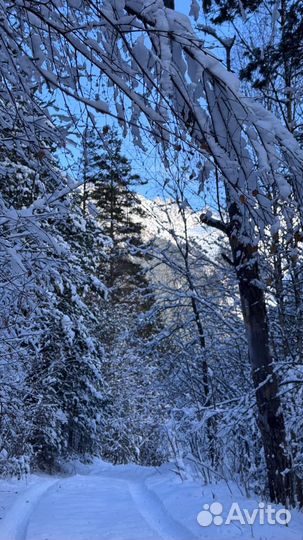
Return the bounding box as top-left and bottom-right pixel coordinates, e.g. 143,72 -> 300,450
126,477 -> 196,540
0,461 -> 302,540
14,468 -> 194,540
0,479 -> 58,540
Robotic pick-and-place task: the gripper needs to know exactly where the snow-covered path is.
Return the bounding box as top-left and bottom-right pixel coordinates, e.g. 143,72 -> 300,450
0,460 -> 302,540
0,463 -> 195,540
24,472 -> 192,540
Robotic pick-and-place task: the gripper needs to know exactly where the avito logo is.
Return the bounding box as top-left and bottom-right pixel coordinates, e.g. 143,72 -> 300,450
197,501 -> 291,527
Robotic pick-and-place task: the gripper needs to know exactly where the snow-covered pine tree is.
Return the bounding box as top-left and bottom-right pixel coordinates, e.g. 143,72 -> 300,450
0,89 -> 68,475
25,192 -> 108,471
81,125 -> 164,464
0,90 -> 109,472
83,125 -> 146,293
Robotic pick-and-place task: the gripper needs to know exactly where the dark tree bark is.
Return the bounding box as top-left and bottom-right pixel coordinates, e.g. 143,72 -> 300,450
163,0 -> 175,8
201,205 -> 303,506
230,228 -> 300,506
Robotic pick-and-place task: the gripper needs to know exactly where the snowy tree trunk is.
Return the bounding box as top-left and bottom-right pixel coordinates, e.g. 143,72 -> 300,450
201,205 -> 303,506
198,27 -> 303,505
228,205 -> 303,507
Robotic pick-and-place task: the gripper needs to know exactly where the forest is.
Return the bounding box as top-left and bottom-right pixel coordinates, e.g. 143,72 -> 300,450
0,0 -> 302,537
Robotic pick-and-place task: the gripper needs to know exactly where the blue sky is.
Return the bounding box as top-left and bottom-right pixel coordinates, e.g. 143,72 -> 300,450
56,1 -> 225,211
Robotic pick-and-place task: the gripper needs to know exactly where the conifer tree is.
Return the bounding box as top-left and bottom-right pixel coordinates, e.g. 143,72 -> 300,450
0,94 -> 109,472
83,125 -> 146,296
81,125 -> 163,464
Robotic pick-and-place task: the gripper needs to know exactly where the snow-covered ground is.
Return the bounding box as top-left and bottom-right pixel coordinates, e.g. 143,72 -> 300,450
0,460 -> 301,540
